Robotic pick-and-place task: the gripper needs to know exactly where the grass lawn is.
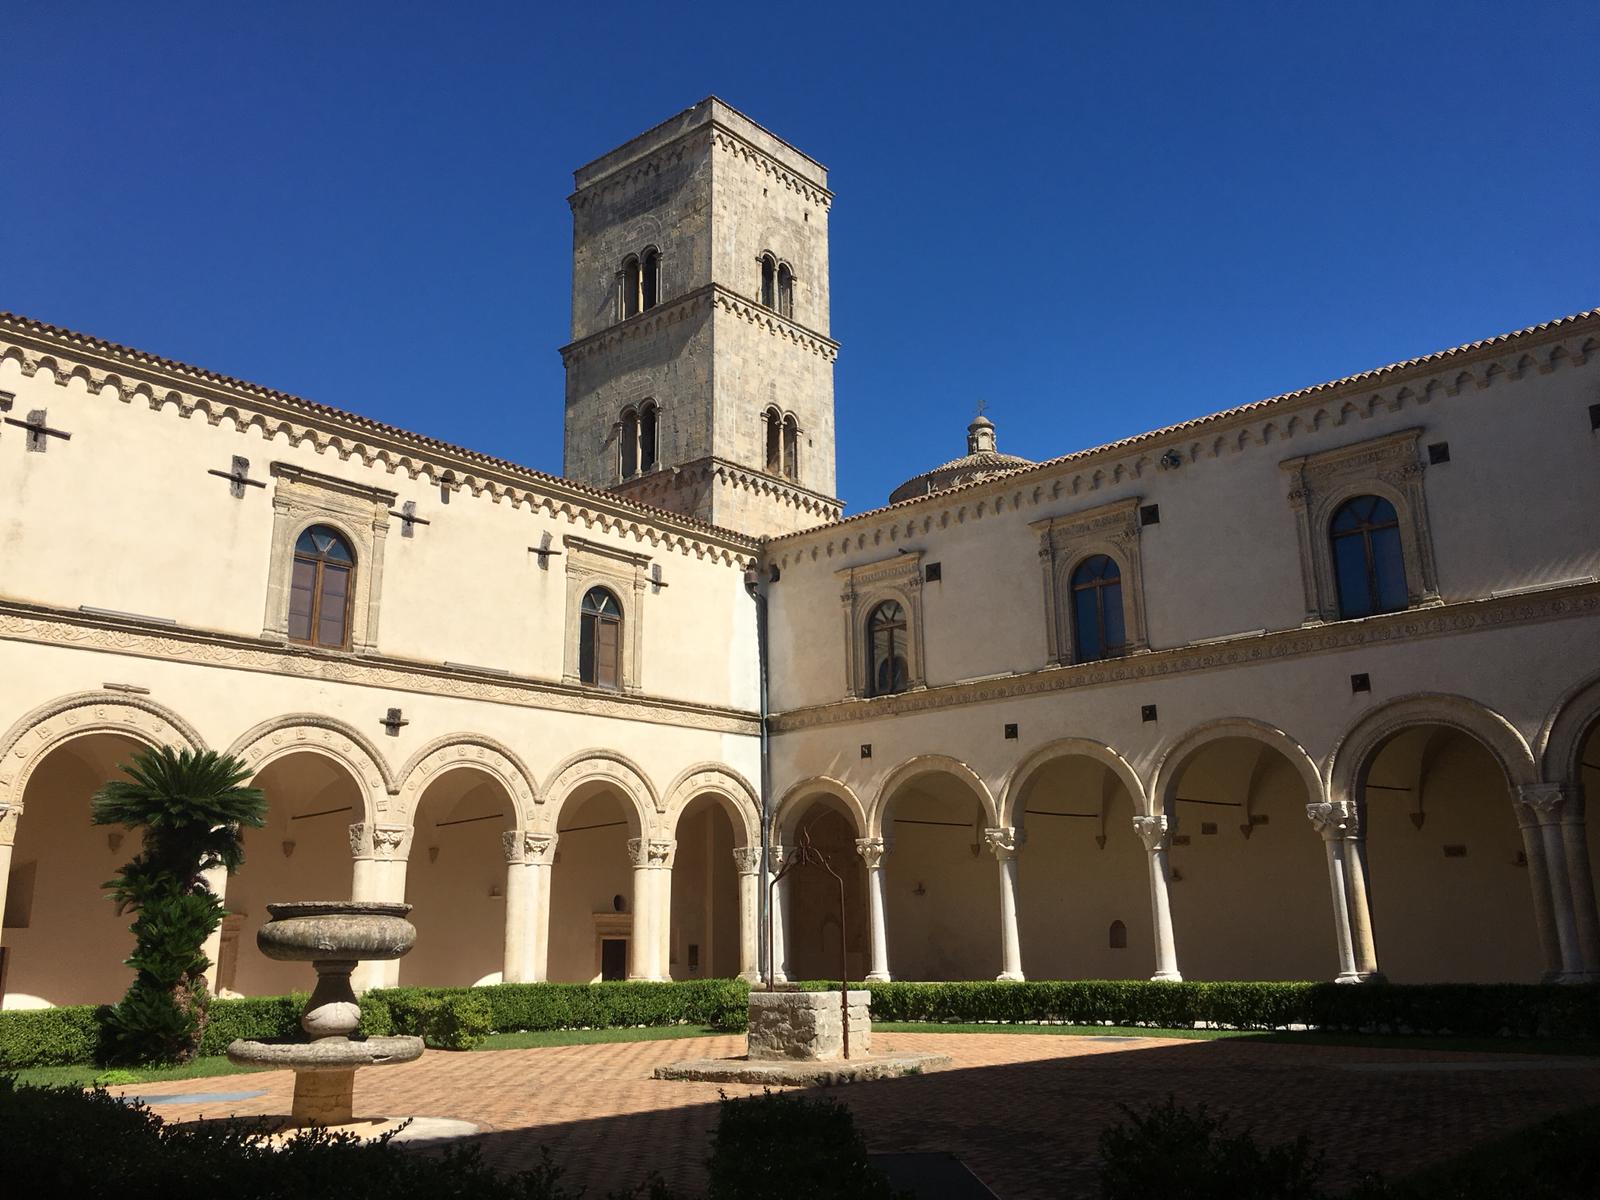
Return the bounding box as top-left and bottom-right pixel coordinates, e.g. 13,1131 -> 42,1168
476,1025 -> 727,1051
13,1056 -> 267,1089
874,1021 -> 1600,1057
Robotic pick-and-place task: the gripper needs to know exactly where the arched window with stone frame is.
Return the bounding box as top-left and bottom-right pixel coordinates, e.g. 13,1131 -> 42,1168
640,247 -> 660,312
1070,554 -> 1127,663
759,253 -> 777,309
777,262 -> 794,318
1329,494 -> 1408,619
578,586 -> 624,689
288,525 -> 356,650
619,408 -> 639,479
764,406 -> 783,474
638,401 -> 658,473
782,414 -> 799,480
866,600 -> 910,698
619,255 -> 642,320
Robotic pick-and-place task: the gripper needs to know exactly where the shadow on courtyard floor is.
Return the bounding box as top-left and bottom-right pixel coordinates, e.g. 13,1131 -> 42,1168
376,1034 -> 1600,1199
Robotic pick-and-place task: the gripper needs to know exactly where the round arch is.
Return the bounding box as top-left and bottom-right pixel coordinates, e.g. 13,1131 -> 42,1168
870,754 -> 998,837
1328,693 -> 1536,801
227,714 -> 394,825
396,735 -> 539,831
1538,671 -> 1600,786
0,690 -> 207,810
661,763 -> 760,846
1000,738 -> 1146,827
1151,718 -> 1322,818
772,775 -> 868,842
538,749 -> 656,836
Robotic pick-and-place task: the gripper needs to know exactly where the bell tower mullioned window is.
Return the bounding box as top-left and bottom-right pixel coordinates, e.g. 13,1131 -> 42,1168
560,98 -> 841,537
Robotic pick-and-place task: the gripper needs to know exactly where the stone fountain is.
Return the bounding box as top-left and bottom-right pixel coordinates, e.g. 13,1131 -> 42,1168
227,901 -> 424,1126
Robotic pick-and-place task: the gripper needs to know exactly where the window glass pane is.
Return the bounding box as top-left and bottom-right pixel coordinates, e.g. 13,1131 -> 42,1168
1371,526 -> 1408,613
621,412 -> 638,478
1102,580 -> 1126,651
1333,533 -> 1373,617
579,613 -> 597,682
288,559 -> 316,642
597,617 -> 620,688
316,565 -> 349,646
639,406 -> 657,471
1073,587 -> 1104,661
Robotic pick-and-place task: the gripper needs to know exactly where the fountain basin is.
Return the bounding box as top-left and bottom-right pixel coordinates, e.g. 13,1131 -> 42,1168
226,1036 -> 424,1072
256,901 -> 417,962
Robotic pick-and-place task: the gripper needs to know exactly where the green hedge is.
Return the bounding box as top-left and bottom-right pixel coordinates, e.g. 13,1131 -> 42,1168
0,979 -> 749,1068
801,980 -> 1600,1040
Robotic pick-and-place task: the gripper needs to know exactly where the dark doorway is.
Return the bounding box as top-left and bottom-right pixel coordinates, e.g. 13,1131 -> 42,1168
601,938 -> 627,981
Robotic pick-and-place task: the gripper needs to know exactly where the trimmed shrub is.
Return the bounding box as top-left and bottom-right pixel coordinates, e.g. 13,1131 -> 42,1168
0,1004 -> 106,1069
408,992 -> 493,1050
1099,1097 -> 1326,1199
198,993 -> 306,1055
372,978 -> 749,1039
708,1090 -> 906,1199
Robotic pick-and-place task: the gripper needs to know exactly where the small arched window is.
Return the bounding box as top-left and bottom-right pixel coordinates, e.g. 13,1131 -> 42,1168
1071,555 -> 1126,663
641,248 -> 660,312
289,525 -> 355,649
1109,920 -> 1128,950
620,256 -> 642,319
777,263 -> 794,318
639,402 -> 658,473
1331,494 -> 1407,618
867,600 -> 910,697
764,407 -> 783,474
782,414 -> 799,480
620,409 -> 639,479
760,254 -> 777,309
579,587 -> 623,689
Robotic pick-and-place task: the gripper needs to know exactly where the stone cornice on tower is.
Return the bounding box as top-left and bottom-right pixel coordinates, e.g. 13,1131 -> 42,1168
557,284 -> 839,366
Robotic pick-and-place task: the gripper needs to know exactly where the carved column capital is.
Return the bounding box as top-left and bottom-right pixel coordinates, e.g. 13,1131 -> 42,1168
371,824 -> 412,861
1132,814 -> 1171,852
1517,783 -> 1575,824
0,802 -> 19,848
1306,800 -> 1358,841
983,826 -> 1022,861
767,843 -> 786,874
627,837 -> 676,868
731,846 -> 764,875
524,832 -> 558,865
855,837 -> 889,869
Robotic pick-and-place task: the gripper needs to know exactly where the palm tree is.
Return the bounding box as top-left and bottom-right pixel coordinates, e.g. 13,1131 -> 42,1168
91,747 -> 267,1064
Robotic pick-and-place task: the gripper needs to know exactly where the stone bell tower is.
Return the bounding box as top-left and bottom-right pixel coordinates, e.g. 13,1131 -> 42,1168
560,98 -> 842,537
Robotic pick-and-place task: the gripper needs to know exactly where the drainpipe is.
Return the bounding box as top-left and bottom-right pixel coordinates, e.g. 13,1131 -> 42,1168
744,560 -> 773,985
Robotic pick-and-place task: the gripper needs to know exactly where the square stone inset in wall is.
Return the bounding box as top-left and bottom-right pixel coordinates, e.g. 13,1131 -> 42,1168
747,989 -> 871,1061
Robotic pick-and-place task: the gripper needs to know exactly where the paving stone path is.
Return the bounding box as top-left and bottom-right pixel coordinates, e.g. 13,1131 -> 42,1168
121,1033 -> 1600,1198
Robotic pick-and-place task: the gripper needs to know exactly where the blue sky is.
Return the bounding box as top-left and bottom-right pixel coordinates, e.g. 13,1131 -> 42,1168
3,2 -> 1594,512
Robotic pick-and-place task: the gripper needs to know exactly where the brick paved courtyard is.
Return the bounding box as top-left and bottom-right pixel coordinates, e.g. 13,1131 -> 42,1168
125,1033 -> 1600,1198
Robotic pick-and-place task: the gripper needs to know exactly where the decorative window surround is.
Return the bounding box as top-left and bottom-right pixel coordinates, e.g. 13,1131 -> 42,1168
1031,497 -> 1150,664
837,551 -> 925,698
1279,428 -> 1441,625
563,536 -> 649,695
263,463 -> 396,653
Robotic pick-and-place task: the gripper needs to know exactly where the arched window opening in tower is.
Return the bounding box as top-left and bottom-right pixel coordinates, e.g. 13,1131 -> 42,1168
639,402 -> 658,472
579,587 -> 623,689
1331,494 -> 1407,618
1071,554 -> 1125,663
777,262 -> 794,319
289,525 -> 355,650
782,414 -> 799,480
620,255 -> 642,319
641,248 -> 660,312
867,600 -> 910,697
760,253 -> 777,309
620,409 -> 639,479
765,407 -> 783,474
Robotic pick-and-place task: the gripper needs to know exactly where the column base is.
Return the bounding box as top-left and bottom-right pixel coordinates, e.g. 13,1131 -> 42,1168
996,971 -> 1025,982
865,971 -> 892,983
1333,971 -> 1364,984
1554,970 -> 1600,984
1149,970 -> 1183,982
739,969 -> 762,984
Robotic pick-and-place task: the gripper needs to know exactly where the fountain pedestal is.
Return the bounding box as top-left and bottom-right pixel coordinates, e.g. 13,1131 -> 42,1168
226,902 -> 424,1126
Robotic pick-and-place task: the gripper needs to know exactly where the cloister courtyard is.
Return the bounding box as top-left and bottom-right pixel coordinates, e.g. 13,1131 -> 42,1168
95,1029 -> 1600,1197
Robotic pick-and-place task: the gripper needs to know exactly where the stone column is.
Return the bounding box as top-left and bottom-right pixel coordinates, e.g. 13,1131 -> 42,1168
626,838 -> 674,982
768,844 -> 791,985
654,839 -> 677,982
1133,815 -> 1182,982
526,833 -> 557,983
984,827 -> 1025,982
1344,822 -> 1380,980
198,862 -> 228,994
1306,801 -> 1363,983
500,832 -> 531,983
1518,784 -> 1583,981
348,822 -> 412,990
1558,786 -> 1600,979
855,837 -> 892,982
0,804 -> 18,961
733,847 -> 763,983
1513,801 -> 1565,979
